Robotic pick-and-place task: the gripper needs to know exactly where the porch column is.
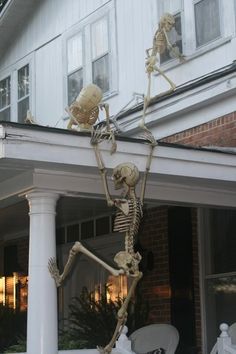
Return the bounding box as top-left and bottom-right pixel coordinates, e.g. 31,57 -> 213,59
26,191 -> 59,354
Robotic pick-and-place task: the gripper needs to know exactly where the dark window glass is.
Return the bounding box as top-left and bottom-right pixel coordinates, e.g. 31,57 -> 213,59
160,13 -> 183,64
81,220 -> 94,239
18,65 -> 29,99
0,76 -> 10,109
0,107 -> 10,121
92,54 -> 109,93
56,228 -> 65,245
195,0 -> 220,47
18,97 -> 29,123
68,69 -> 83,105
67,224 -> 80,243
96,216 -> 110,237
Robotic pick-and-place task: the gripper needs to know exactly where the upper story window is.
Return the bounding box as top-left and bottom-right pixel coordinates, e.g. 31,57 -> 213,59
0,76 -> 11,121
157,0 -> 224,65
17,64 -> 30,123
64,1 -> 117,107
0,57 -> 32,123
194,0 -> 221,47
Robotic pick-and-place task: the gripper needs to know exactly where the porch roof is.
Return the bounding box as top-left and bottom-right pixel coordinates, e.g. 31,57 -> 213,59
0,121 -> 236,209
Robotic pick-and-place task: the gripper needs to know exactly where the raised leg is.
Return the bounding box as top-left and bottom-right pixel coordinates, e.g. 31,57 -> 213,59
48,241 -> 123,287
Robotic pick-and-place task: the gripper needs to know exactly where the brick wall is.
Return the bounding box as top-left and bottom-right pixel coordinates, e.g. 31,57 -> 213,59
162,112 -> 236,147
139,206 -> 171,324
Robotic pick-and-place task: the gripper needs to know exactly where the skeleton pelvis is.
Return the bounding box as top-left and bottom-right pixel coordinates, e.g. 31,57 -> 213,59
114,251 -> 142,274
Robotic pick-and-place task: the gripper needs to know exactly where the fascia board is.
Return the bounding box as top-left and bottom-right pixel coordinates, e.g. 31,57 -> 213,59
119,73 -> 236,138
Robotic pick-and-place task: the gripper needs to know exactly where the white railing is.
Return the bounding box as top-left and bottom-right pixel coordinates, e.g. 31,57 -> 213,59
8,326 -> 135,354
211,323 -> 236,354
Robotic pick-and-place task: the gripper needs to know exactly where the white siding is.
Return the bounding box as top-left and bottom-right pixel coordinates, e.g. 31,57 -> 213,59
0,0 -> 236,128
35,36 -> 64,127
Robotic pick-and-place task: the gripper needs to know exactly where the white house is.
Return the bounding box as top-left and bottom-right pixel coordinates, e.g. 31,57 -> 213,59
0,1 -> 236,354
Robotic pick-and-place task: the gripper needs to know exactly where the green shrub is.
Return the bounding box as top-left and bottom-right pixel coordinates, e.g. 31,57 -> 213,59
0,305 -> 27,352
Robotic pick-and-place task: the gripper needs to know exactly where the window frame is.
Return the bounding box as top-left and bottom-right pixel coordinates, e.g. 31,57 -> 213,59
193,0 -> 222,49
0,53 -> 34,123
62,0 -> 117,115
199,208 -> 236,353
156,0 -> 232,70
0,75 -> 11,121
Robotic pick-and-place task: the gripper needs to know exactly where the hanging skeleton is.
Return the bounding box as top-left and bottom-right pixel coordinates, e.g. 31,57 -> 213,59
48,127 -> 157,353
141,13 -> 185,129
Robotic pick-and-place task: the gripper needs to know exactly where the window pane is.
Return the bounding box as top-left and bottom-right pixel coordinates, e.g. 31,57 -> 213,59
67,33 -> 83,73
203,209 -> 236,352
18,65 -> 29,99
160,13 -> 183,63
96,216 -> 110,237
92,17 -> 108,59
0,107 -> 10,121
68,69 -> 83,105
0,76 -> 10,109
67,224 -> 80,243
205,275 -> 236,352
81,220 -> 94,240
56,227 -> 65,245
206,209 -> 236,274
92,54 -> 109,93
195,0 -> 220,47
18,97 -> 29,123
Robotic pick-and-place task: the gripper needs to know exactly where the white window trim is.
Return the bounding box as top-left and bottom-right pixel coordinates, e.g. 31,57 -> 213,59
62,0 -> 118,118
0,53 -> 35,123
156,0 -> 235,72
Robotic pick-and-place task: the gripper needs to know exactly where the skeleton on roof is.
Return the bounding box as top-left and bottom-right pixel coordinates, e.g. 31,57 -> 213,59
48,86 -> 157,352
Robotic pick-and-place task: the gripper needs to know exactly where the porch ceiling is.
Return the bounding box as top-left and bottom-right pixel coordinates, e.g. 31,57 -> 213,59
0,122 -> 236,209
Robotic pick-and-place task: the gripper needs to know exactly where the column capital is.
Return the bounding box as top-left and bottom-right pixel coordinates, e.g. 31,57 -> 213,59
26,190 -> 60,215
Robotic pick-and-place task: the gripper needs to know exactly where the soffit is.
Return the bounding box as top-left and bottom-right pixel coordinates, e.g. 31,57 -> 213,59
0,0 -> 41,58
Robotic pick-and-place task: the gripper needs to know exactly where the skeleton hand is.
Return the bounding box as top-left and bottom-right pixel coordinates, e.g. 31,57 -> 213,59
90,126 -> 106,146
48,257 -> 62,287
139,129 -> 157,147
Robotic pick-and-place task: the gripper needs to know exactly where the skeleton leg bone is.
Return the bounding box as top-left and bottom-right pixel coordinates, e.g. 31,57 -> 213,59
48,241 -> 123,287
99,271 -> 143,354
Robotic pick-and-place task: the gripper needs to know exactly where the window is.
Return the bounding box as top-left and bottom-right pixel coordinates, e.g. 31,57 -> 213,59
160,12 -> 183,64
17,64 -> 30,123
201,208 -> 236,352
0,57 -> 32,123
157,0 -> 184,64
67,32 -> 83,105
64,1 -> 117,107
194,0 -> 221,47
0,76 -> 10,121
91,17 -> 109,93
157,0 -> 223,64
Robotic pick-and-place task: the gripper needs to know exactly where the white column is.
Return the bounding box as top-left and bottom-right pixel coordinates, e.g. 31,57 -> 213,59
26,191 -> 59,354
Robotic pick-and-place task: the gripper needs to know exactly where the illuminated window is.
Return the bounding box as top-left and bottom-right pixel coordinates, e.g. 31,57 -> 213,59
0,273 -> 28,311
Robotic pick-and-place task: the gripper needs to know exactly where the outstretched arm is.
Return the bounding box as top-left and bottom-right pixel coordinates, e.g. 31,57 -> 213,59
140,130 -> 157,203
91,129 -> 114,207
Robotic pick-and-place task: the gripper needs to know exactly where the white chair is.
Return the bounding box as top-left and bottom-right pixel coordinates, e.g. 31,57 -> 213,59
129,324 -> 179,354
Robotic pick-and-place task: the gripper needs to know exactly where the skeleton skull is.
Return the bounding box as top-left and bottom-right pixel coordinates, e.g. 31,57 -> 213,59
112,163 -> 139,190
159,13 -> 175,32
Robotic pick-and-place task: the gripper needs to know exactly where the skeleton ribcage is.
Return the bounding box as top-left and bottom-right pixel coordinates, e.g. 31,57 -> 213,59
113,199 -> 143,253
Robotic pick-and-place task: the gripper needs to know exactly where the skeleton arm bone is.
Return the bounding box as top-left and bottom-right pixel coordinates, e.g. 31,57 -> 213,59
163,28 -> 185,62
93,144 -> 114,207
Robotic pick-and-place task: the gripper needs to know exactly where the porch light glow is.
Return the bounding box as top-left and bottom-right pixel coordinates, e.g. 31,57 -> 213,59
0,273 -> 28,310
